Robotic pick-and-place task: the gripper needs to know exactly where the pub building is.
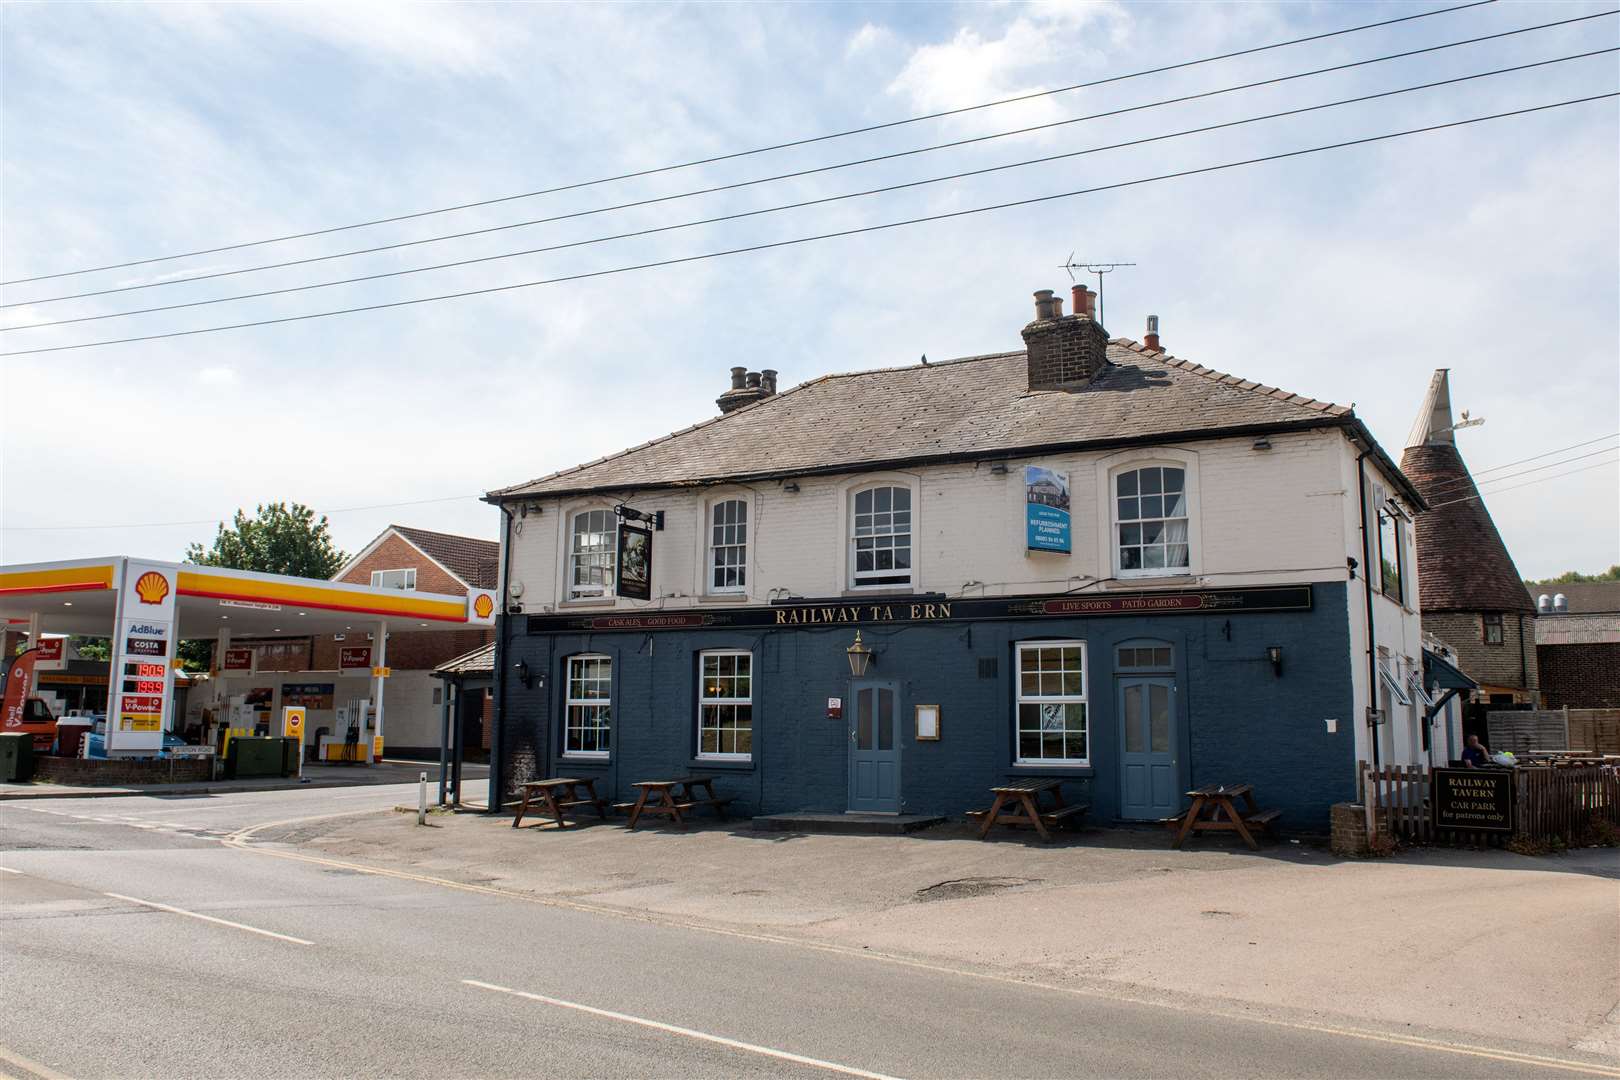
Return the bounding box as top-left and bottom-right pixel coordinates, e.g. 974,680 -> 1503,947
483,286 -> 1429,829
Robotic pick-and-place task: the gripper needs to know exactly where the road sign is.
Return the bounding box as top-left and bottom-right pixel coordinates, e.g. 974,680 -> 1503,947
282,706 -> 305,740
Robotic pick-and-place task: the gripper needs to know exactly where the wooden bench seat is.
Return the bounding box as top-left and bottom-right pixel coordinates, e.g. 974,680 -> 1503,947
1244,808 -> 1282,828
968,802 -> 1090,827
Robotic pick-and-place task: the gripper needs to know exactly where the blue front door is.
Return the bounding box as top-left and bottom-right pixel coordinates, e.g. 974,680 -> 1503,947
1119,677 -> 1178,819
848,680 -> 900,813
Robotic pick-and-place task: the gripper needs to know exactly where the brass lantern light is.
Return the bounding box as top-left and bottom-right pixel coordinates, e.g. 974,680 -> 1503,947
846,631 -> 875,678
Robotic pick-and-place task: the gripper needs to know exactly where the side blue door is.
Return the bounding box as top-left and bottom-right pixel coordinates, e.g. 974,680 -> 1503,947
848,680 -> 900,813
1119,676 -> 1179,819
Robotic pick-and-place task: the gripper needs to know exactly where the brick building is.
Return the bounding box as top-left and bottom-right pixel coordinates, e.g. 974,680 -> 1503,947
482,285 -> 1429,829
1532,582 -> 1620,709
1400,370 -> 1539,705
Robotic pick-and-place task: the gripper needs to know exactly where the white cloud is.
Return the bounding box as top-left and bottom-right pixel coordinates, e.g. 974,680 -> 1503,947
846,23 -> 894,58
197,365 -> 238,386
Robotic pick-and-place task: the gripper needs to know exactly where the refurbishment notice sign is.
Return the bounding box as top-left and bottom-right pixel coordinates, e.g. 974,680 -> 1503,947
107,560 -> 177,754
1432,767 -> 1515,833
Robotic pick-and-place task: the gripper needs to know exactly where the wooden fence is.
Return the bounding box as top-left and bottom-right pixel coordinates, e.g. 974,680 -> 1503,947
1568,709 -> 1620,755
1360,761 -> 1620,846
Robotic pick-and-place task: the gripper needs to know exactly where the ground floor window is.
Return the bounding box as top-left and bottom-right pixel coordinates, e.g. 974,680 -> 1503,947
698,650 -> 752,759
564,654 -> 611,757
1015,641 -> 1088,764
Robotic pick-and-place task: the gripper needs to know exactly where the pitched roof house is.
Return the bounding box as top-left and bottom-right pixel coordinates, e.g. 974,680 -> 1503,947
1400,370 -> 1538,703
484,284 -> 1429,827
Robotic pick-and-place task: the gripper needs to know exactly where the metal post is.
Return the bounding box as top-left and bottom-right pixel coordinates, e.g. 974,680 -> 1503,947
371,619 -> 388,765
418,771 -> 428,826
437,677 -> 451,806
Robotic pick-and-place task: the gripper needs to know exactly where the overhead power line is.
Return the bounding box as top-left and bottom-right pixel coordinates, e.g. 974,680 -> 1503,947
4,92 -> 1612,359
16,50 -> 1611,332
1426,455 -> 1620,510
1422,431 -> 1620,493
0,0 -> 1497,287
0,494 -> 485,533
10,8 -> 1607,312
1471,446 -> 1620,488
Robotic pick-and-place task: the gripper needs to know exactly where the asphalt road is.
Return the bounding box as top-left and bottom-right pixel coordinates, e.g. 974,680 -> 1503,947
2,784 -> 1613,1080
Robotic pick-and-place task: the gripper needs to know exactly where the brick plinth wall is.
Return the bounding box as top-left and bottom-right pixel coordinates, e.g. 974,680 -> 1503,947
33,756 -> 213,786
1331,801 -> 1387,856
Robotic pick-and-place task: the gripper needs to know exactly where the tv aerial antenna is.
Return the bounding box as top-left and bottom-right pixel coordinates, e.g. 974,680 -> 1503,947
1062,254 -> 1135,327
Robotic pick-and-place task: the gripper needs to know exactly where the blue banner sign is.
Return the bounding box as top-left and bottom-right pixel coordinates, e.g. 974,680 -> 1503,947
1025,466 -> 1071,553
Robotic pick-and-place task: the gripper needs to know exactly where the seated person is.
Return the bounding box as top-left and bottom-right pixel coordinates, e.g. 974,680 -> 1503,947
1460,734 -> 1490,768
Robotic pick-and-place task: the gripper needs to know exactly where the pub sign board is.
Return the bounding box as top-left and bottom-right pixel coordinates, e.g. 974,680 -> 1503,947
1431,767 -> 1515,833
616,523 -> 652,601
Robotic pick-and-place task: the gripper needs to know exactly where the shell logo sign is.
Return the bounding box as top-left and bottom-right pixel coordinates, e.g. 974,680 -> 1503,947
473,593 -> 495,619
134,571 -> 171,605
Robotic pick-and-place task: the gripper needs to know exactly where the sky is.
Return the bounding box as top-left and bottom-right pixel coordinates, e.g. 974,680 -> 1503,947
2,0 -> 1616,582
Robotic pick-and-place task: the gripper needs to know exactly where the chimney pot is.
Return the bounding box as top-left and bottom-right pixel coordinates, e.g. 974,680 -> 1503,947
745,371 -> 761,389
1071,285 -> 1087,318
729,366 -> 747,390
1032,289 -> 1058,321
1143,314 -> 1161,352
760,369 -> 777,395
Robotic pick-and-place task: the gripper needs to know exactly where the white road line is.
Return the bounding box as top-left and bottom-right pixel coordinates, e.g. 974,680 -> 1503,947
0,1042 -> 72,1080
0,866 -> 21,874
103,892 -> 314,946
463,980 -> 902,1079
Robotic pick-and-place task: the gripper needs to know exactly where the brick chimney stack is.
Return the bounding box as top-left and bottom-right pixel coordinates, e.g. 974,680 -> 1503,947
1022,286 -> 1110,392
716,366 -> 780,414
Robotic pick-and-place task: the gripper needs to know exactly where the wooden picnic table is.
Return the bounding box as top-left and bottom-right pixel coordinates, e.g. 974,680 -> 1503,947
512,776 -> 609,830
1167,783 -> 1280,850
616,775 -> 734,830
968,778 -> 1090,842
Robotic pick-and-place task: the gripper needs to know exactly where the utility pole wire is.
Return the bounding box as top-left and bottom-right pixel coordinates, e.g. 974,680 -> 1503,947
3,91 -> 1613,359
0,0 -> 1496,287
10,7 -> 1602,311
16,50 -> 1610,332
1420,432 -> 1619,493
1425,456 -> 1620,510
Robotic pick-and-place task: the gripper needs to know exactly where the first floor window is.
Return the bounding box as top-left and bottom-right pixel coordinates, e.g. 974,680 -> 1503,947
569,509 -> 615,599
1116,466 -> 1189,574
1482,613 -> 1504,645
851,485 -> 912,587
564,654 -> 611,755
698,650 -> 752,758
371,568 -> 416,590
710,499 -> 748,592
1015,641 -> 1088,763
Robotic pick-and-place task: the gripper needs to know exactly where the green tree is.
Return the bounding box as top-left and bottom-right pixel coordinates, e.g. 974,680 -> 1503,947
1525,565 -> 1620,587
177,502 -> 348,671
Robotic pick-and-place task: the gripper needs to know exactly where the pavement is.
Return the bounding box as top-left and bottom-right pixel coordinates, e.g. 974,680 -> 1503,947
0,759 -> 489,800
2,785 -> 1617,1079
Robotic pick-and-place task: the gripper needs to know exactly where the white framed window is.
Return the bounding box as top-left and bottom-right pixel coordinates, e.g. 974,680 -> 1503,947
568,509 -> 615,600
851,485 -> 912,588
698,650 -> 752,759
370,568 -> 416,591
709,499 -> 748,593
564,654 -> 612,757
1015,641 -> 1088,764
1115,466 -> 1190,576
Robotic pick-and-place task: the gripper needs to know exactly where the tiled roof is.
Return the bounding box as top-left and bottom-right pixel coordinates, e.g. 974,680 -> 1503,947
392,526 -> 499,590
489,339 -> 1358,499
1528,581 -> 1620,615
1401,443 -> 1535,614
435,641 -> 494,676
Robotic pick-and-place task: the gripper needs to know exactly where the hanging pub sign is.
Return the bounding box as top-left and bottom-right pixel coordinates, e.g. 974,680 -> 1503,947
616,523 -> 652,601
1431,767 -> 1515,833
1025,465 -> 1071,553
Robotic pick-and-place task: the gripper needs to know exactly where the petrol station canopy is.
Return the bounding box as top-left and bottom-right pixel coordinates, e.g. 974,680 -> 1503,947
0,557 -> 499,638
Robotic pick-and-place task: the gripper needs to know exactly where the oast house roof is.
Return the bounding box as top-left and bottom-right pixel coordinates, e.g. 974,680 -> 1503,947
490,338 -> 1415,504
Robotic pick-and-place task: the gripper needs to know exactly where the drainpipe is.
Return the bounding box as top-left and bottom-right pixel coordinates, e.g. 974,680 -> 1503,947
1517,613 -> 1530,704
489,502 -> 518,814
1356,450 -> 1381,768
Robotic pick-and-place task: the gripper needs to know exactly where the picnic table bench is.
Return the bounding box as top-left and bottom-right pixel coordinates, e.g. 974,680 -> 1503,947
1164,783 -> 1280,850
512,777 -> 610,830
968,778 -> 1089,842
614,775 -> 734,830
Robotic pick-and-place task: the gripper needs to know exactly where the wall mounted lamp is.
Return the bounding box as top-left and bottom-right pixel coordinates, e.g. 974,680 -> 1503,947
514,658 -> 536,690
990,462 -> 1009,475
1252,436 -> 1272,451
1266,645 -> 1283,677
846,631 -> 875,678
783,481 -> 800,493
